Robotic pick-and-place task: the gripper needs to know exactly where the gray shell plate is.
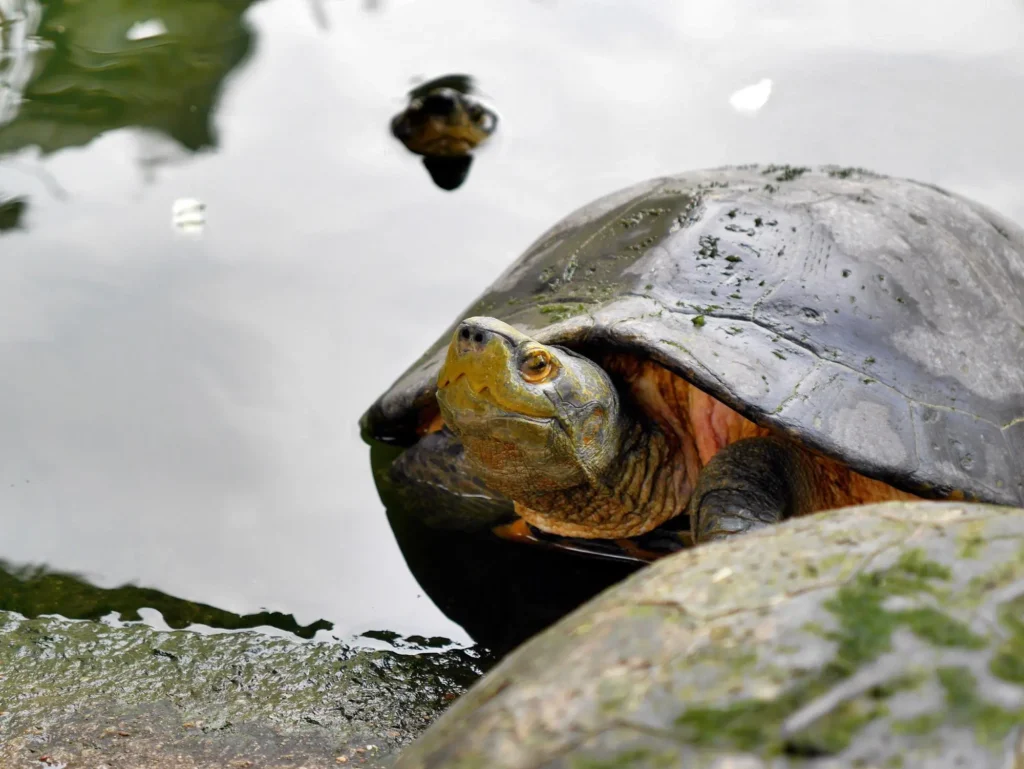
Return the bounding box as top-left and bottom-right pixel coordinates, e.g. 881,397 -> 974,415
362,166 -> 1024,505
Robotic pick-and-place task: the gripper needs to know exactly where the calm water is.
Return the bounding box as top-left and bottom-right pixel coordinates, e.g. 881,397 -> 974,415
2,0 -> 1024,646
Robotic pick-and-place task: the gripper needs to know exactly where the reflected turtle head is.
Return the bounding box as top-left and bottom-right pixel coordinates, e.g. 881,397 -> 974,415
390,83 -> 498,159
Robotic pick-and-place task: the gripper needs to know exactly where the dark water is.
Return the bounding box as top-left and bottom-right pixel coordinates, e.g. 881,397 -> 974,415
2,0 -> 1024,648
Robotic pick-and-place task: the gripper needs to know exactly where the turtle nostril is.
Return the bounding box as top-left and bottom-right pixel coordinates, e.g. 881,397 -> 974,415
423,92 -> 457,116
456,322 -> 495,351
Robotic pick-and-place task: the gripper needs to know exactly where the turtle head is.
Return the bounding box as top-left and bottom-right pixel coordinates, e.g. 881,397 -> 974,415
436,317 -> 626,499
390,86 -> 498,158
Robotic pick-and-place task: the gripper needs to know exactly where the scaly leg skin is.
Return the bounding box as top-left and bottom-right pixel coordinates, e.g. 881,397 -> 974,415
687,436 -> 821,544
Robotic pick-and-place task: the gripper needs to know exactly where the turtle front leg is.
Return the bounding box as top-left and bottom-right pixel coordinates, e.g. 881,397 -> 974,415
687,436 -> 819,544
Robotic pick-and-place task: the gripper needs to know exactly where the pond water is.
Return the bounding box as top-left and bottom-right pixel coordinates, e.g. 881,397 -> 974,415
2,0 -> 1023,648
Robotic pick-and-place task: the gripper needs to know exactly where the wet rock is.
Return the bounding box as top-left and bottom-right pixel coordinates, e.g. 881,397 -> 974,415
0,613 -> 487,768
396,501 -> 1024,769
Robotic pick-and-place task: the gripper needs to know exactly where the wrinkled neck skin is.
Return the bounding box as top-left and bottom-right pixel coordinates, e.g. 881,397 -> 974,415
442,340 -> 711,540
508,409 -> 697,540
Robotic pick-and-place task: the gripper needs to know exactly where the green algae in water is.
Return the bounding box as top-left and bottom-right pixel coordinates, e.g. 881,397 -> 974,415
0,560 -> 332,639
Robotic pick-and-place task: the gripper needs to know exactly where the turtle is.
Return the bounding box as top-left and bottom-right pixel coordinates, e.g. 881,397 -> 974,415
390,73 -> 498,191
361,165 -> 1024,556
392,500 -> 1024,768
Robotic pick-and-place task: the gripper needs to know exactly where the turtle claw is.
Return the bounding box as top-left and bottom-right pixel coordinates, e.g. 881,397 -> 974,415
693,493 -> 781,543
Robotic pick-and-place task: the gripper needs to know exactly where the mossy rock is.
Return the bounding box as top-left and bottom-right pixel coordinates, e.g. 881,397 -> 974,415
396,501 -> 1024,768
0,612 -> 486,768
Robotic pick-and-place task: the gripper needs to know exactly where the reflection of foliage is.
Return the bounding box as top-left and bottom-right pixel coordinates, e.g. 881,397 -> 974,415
0,0 -> 261,157
0,194 -> 26,231
0,559 -> 333,639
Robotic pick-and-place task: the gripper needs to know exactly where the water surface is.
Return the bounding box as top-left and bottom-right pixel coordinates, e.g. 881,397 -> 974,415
2,0 -> 1023,644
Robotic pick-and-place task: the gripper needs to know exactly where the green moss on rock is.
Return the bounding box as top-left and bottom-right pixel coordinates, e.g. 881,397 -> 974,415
936,666 -> 1024,743
394,503 -> 1024,769
674,548 -> 982,756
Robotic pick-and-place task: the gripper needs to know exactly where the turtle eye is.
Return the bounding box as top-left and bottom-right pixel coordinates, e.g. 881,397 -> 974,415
476,111 -> 495,132
520,349 -> 554,383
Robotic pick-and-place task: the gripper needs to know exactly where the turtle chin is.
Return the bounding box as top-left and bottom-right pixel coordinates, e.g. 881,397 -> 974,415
434,315 -> 630,504
437,375 -> 627,501
439,397 -> 590,496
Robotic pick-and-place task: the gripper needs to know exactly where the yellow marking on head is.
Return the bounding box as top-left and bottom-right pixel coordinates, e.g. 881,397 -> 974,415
437,332 -> 558,419
400,113 -> 490,157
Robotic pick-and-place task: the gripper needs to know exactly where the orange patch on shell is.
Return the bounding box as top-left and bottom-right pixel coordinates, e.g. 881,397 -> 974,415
601,352 -> 920,512
812,454 -> 919,509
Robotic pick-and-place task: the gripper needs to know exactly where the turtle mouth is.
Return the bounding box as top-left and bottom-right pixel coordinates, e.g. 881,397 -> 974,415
419,133 -> 476,156
395,113 -> 486,157
437,371 -> 493,402
437,373 -> 556,429
437,370 -> 472,390
448,411 -> 556,430
436,372 -> 496,414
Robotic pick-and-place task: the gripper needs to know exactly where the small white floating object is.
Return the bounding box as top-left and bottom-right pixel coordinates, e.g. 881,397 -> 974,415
126,18 -> 168,41
172,197 -> 206,235
729,78 -> 773,114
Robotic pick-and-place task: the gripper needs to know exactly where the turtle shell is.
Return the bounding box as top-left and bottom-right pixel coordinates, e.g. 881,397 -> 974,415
362,166 -> 1024,506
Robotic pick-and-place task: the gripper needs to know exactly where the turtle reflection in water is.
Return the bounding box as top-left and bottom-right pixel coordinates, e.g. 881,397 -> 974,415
390,74 -> 498,191
362,166 -> 1024,560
